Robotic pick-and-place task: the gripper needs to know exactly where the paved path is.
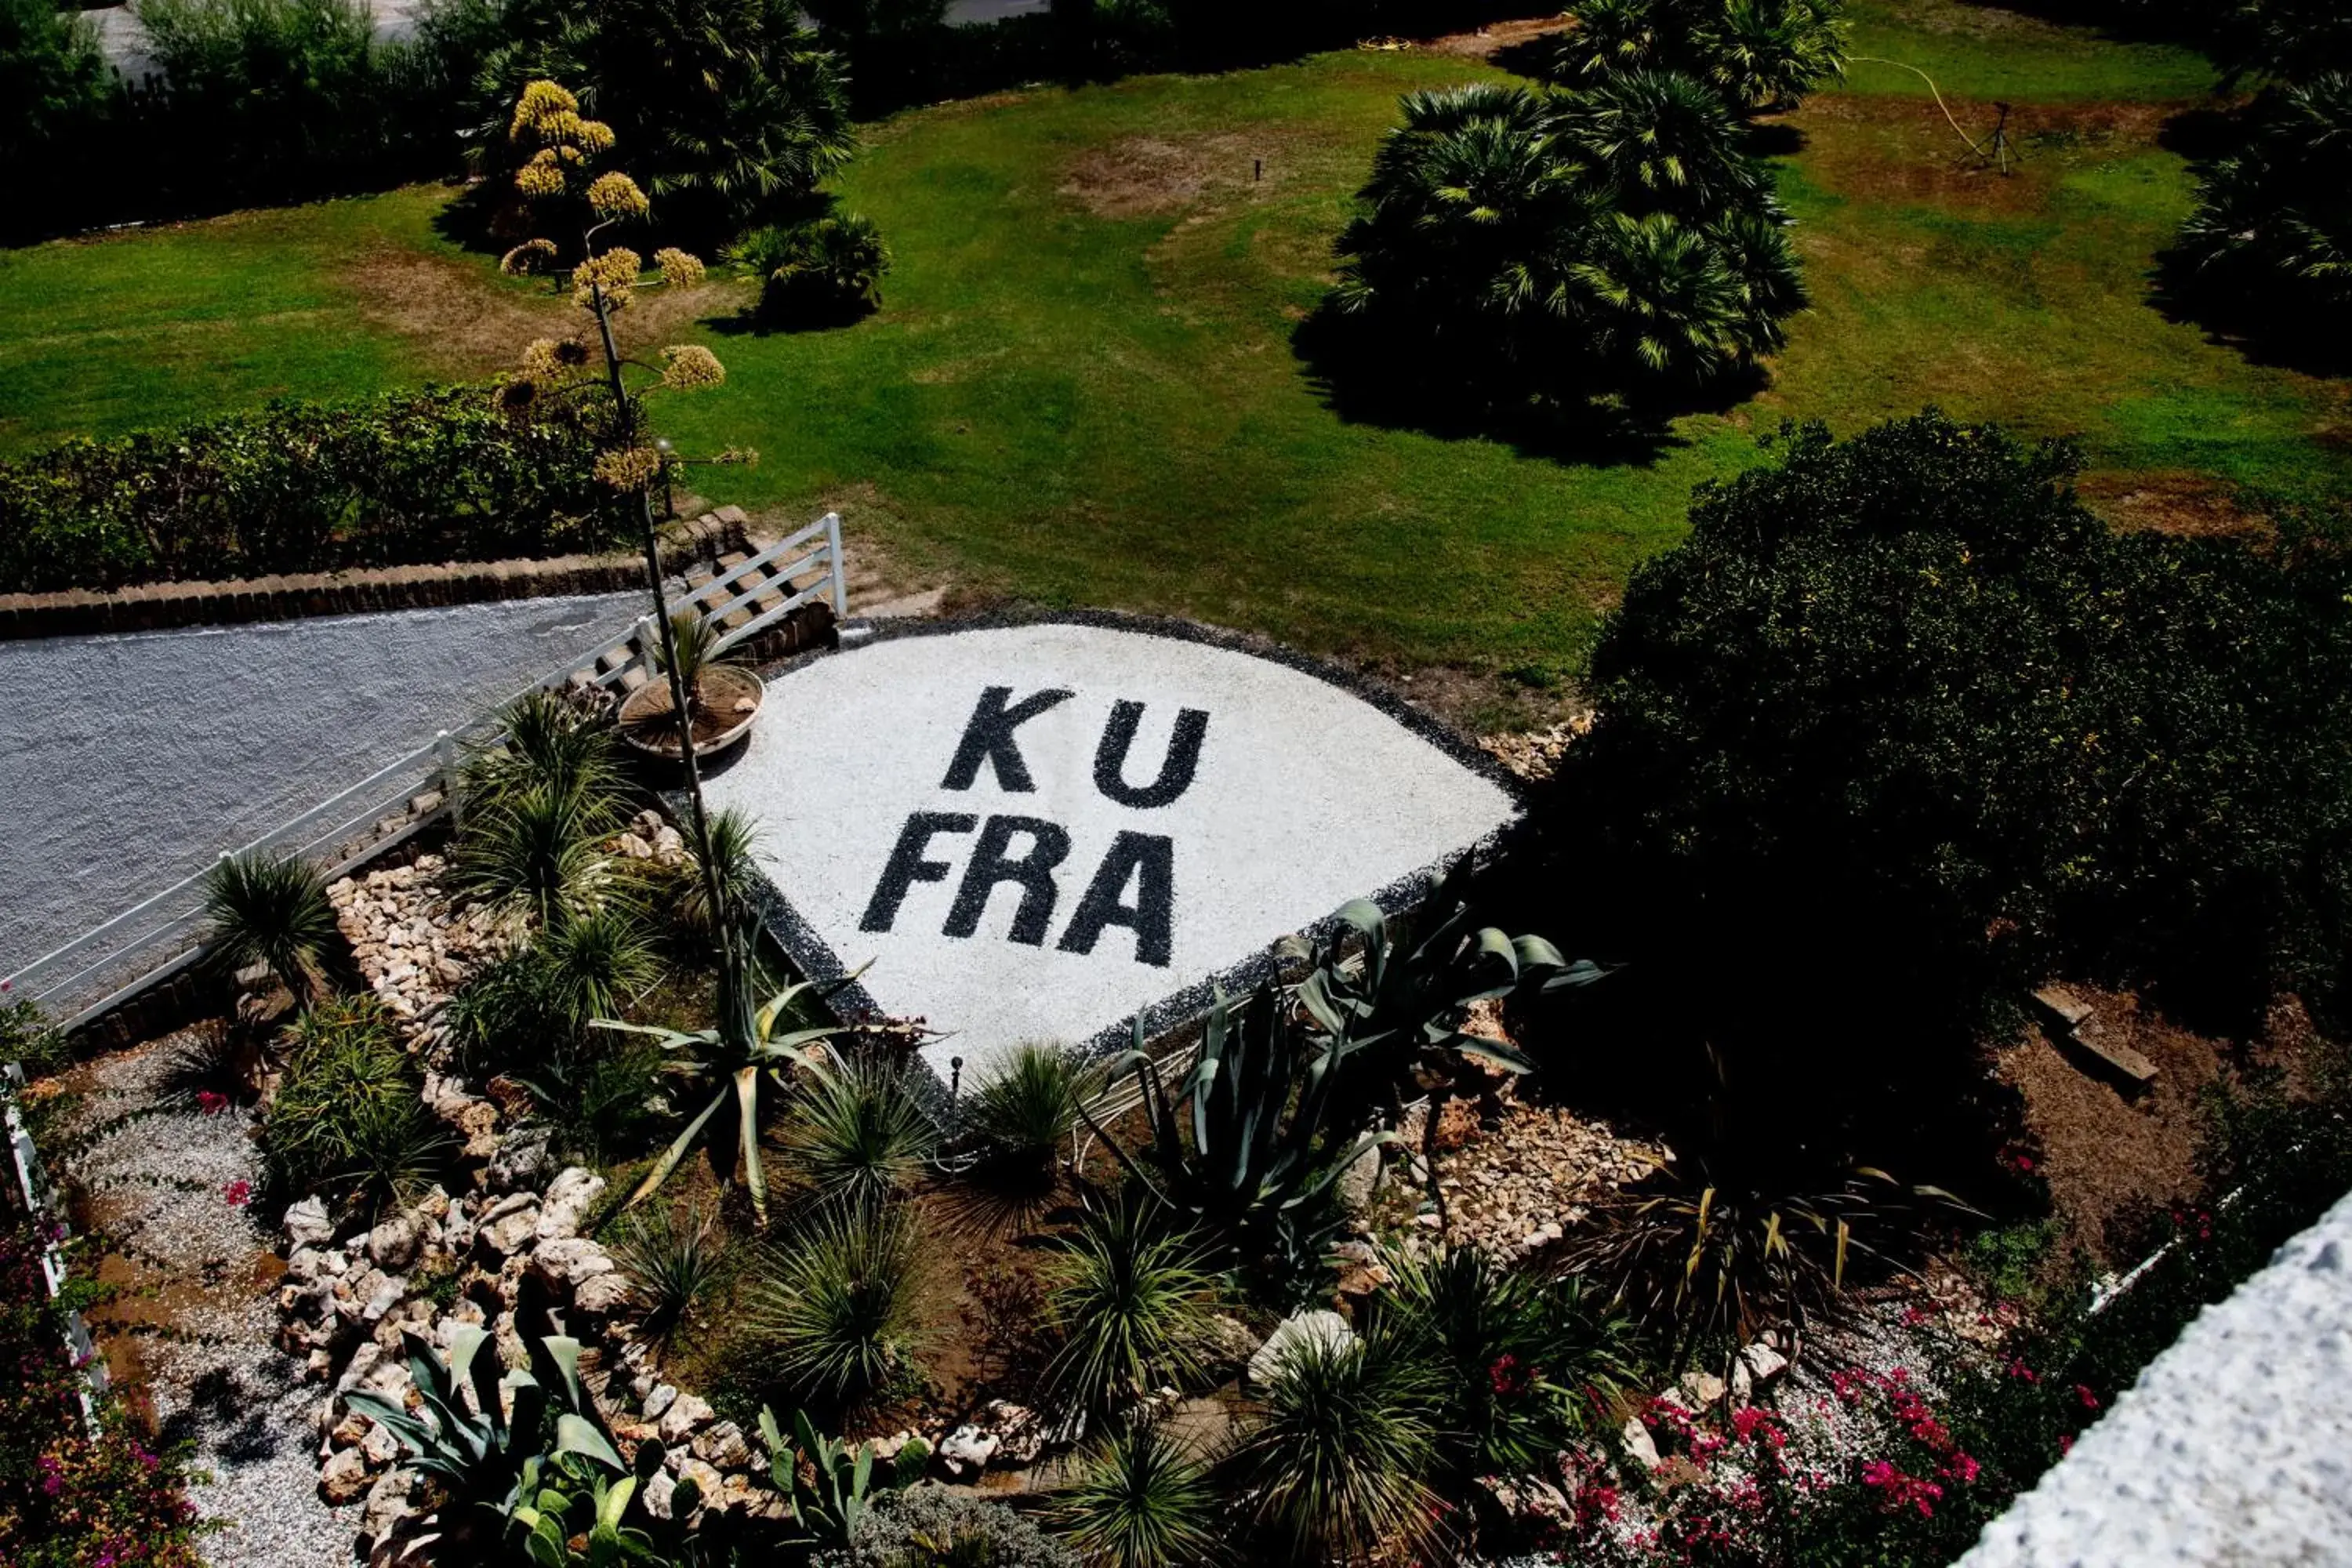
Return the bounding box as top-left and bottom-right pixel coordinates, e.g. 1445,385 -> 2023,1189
0,592 -> 645,979
1961,1187 -> 2352,1566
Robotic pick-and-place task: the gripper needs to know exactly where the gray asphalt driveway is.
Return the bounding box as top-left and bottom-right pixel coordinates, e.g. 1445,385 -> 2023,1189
0,593 -> 647,978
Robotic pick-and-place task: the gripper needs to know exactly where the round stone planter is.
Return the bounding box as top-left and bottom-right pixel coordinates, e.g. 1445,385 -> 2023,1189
618,664 -> 765,760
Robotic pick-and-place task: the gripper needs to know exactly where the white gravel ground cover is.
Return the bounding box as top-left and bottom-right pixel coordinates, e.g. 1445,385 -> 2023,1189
62,1035 -> 353,1568
706,622 -> 1518,1083
1961,1187 -> 2352,1567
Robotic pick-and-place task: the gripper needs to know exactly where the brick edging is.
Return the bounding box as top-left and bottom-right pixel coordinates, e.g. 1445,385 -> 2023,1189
0,509 -> 750,640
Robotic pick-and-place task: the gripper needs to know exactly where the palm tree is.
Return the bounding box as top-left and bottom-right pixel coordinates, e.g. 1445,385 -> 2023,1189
1545,0 -> 1671,86
1553,68 -> 1767,221
202,850 -> 343,1007
2179,72 -> 2352,323
1572,209 -> 1751,385
1697,0 -> 1849,114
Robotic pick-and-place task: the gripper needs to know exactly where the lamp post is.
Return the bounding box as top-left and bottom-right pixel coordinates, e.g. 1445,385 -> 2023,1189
655,436 -> 676,520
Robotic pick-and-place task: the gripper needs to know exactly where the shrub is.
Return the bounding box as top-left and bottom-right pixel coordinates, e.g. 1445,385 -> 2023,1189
1543,0 -> 1849,112
814,1485 -> 1082,1568
459,689 -> 627,824
260,996 -> 450,1213
1225,1324 -> 1444,1566
779,1051 -> 937,1211
735,212 -> 893,325
1541,411 -> 2352,1134
1,1210 -> 212,1568
1053,1421 -> 1220,1568
961,1040 -> 1093,1187
1041,1193 -> 1218,1419
201,849 -> 345,1007
746,1200 -> 928,1417
452,781 -> 631,931
0,387 -> 622,593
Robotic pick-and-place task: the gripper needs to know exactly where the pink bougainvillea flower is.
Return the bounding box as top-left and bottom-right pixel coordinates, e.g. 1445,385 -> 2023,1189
2076,1384 -> 2100,1410
223,1179 -> 251,1207
195,1091 -> 228,1115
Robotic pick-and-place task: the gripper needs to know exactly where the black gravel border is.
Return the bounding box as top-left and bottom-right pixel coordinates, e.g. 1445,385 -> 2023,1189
678,608 -> 1535,1106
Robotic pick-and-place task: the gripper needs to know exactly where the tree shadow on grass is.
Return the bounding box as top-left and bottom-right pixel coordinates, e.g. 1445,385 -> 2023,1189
1290,301 -> 1758,470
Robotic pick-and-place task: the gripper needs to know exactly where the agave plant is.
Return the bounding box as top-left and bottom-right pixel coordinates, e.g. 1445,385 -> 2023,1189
509,1442 -> 704,1568
1079,980 -> 1384,1272
1297,870 -> 1605,1225
759,1405 -> 923,1551
1053,1421 -> 1221,1568
347,1324 -> 625,1553
202,849 -> 343,1007
593,918 -> 860,1225
1041,1192 -> 1219,1419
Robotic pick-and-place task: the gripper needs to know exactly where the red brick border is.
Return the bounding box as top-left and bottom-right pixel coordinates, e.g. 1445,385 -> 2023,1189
0,509 -> 751,641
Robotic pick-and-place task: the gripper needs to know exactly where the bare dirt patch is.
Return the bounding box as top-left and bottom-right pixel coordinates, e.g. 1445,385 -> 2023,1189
1060,132 -> 1302,220
347,247 -> 749,379
1415,13 -> 1571,59
1787,93 -> 2187,216
1997,987 -> 2319,1264
2077,468 -> 2270,539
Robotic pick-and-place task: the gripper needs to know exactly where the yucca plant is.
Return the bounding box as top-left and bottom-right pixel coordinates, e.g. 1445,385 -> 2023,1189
1042,1192 -> 1218,1420
649,604 -> 736,728
612,1203 -> 723,1340
461,688 -> 627,822
745,1199 -> 927,1417
1370,1244 -> 1637,1478
535,906 -> 662,1025
347,1324 -> 625,1556
670,803 -> 766,939
1054,1421 -> 1221,1568
454,781 -> 629,931
1226,1323 -> 1443,1566
778,1047 -> 936,1212
963,1039 -> 1095,1188
1559,1159 -> 1971,1367
202,849 -> 343,1007
593,917 -> 858,1225
262,996 -> 452,1214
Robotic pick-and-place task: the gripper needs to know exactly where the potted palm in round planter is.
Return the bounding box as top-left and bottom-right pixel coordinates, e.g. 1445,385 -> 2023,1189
619,608 -> 765,760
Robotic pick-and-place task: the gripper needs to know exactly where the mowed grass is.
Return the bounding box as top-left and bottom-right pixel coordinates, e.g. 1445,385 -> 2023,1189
1,1 -> 2345,681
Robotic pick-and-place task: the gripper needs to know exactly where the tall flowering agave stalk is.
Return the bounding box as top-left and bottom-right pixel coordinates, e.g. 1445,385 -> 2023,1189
494,78 -> 746,923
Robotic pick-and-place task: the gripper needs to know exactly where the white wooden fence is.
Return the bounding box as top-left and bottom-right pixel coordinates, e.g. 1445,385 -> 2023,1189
1,515 -> 844,1032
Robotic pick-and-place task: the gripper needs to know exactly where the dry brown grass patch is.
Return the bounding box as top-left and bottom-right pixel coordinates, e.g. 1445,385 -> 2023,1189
1060,132 -> 1301,220
2077,468 -> 2270,539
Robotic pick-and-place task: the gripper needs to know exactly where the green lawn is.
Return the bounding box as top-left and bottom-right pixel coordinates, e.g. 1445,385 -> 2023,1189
2,2 -> 2344,688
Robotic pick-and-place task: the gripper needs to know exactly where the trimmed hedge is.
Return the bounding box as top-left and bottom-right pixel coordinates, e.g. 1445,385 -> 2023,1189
0,387 -> 626,593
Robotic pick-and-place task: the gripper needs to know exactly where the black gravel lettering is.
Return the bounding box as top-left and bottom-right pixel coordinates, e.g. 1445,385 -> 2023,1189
944,815 -> 1072,946
1057,831 -> 1174,967
1093,700 -> 1210,808
942,685 -> 1074,793
859,812 -> 978,932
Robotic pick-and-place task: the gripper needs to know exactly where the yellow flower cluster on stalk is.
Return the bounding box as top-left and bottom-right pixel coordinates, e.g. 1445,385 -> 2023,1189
495,79 -> 731,499
660,345 -> 725,390
593,445 -> 665,492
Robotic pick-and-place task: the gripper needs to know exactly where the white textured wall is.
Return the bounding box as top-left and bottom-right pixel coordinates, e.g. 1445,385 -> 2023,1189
1962,1189 -> 2352,1567
0,593 -> 645,976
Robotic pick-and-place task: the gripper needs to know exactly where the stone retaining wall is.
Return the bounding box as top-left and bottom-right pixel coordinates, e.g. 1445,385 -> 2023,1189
0,510 -> 747,641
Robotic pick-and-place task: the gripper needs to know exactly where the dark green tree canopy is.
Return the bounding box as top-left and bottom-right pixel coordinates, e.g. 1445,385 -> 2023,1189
1544,411 -> 2352,1123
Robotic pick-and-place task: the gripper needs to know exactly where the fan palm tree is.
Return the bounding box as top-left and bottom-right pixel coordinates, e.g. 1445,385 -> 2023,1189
1697,0 -> 1848,114
2180,72 -> 2352,318
1554,68 -> 1766,221
1572,210 -> 1751,384
202,850 -> 343,1007
1545,0 -> 1671,85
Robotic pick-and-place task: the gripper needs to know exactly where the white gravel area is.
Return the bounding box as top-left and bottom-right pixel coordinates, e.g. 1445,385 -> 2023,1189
63,1034 -> 354,1568
1961,1187 -> 2352,1567
705,622 -> 1518,1082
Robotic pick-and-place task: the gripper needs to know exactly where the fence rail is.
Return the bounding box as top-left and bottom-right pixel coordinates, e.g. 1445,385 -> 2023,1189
2,516 -> 844,1031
